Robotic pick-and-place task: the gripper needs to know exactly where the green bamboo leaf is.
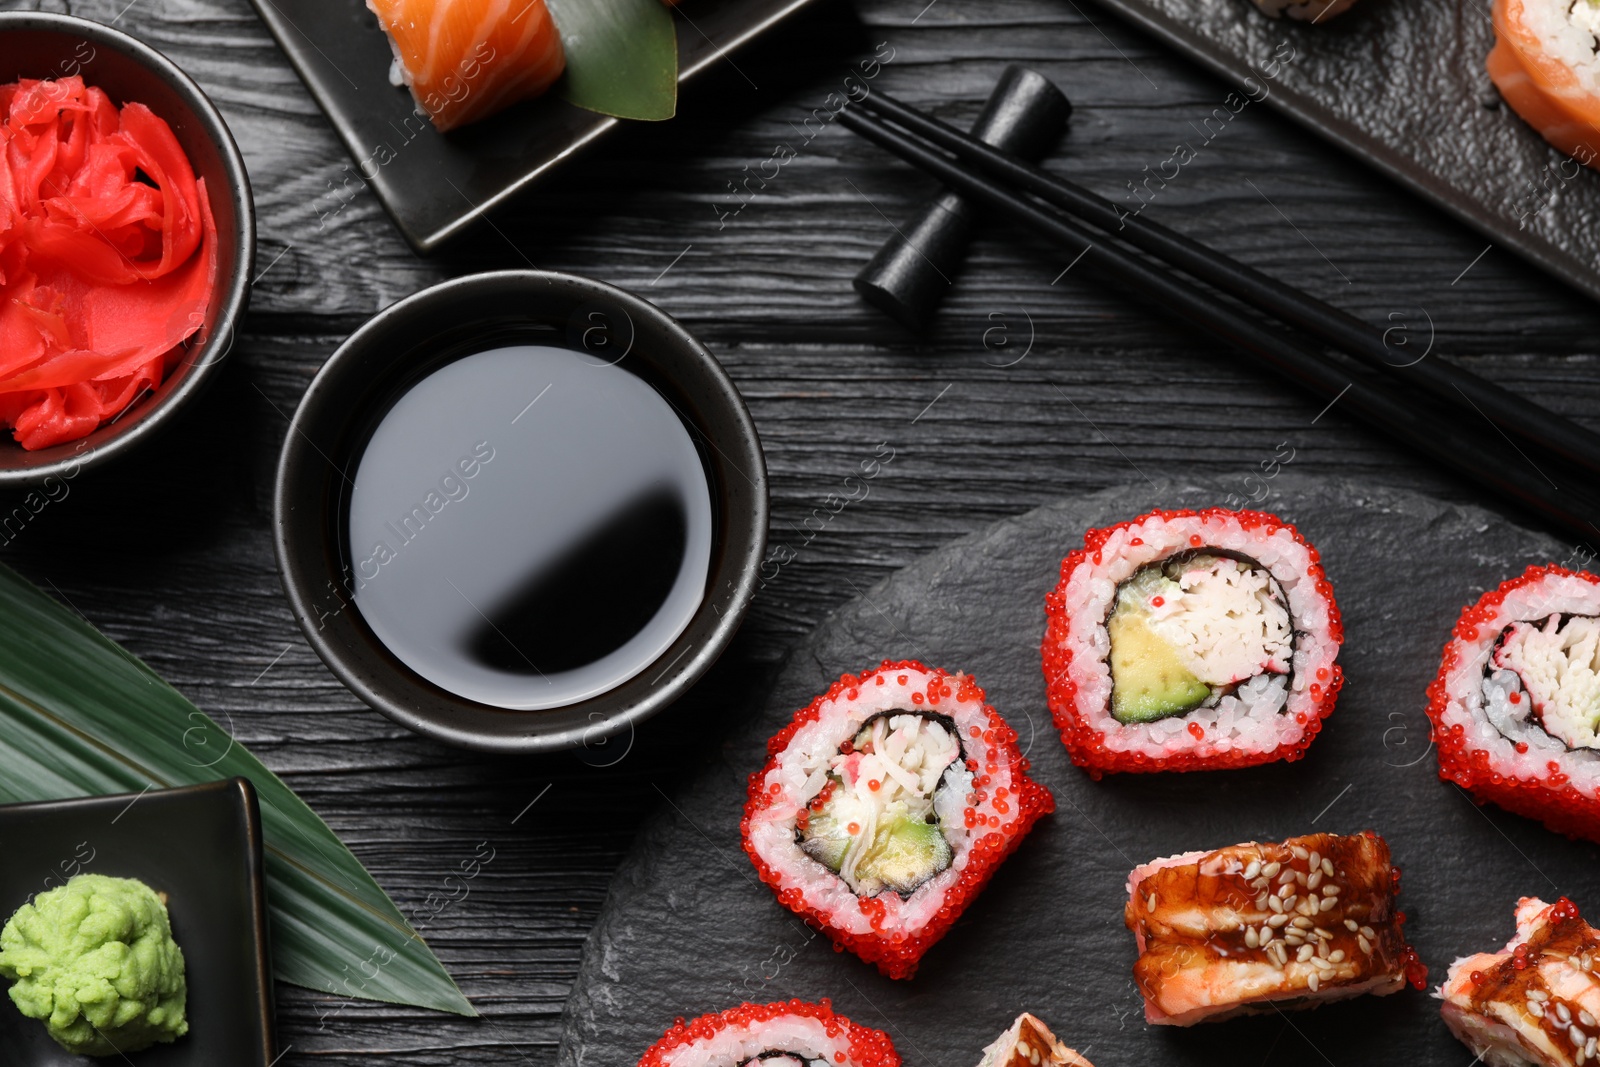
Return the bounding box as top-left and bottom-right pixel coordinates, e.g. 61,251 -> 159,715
547,0 -> 677,121
0,561 -> 476,1018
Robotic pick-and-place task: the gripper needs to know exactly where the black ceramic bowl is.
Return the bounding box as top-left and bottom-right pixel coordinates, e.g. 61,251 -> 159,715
274,271 -> 767,754
0,13 -> 253,486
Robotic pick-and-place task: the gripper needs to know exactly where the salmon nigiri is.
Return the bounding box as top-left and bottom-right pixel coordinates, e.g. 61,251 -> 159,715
366,0 -> 565,132
1488,0 -> 1600,165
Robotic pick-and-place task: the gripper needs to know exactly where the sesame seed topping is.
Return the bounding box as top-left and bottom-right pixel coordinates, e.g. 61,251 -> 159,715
1356,935 -> 1371,955
1323,884 -> 1341,897
1313,956 -> 1334,971
1269,896 -> 1285,914
1297,944 -> 1314,963
1244,860 -> 1261,880
1314,927 -> 1333,940
1345,920 -> 1360,932
1320,897 -> 1339,913
1528,989 -> 1549,1001
1285,932 -> 1305,946
1277,883 -> 1294,899
1583,1011 -> 1597,1028
1307,870 -> 1323,890
1308,851 -> 1321,869
1291,846 -> 1309,861
1246,928 -> 1260,948
1255,893 -> 1270,910
1292,916 -> 1314,930
1267,914 -> 1289,928
1284,895 -> 1299,910
1262,861 -> 1281,878
1278,869 -> 1296,886
1330,950 -> 1346,963
1360,926 -> 1376,939
1321,858 -> 1335,876
1573,1026 -> 1586,1048
1148,893 -> 1157,912
1307,971 -> 1320,992
1559,1004 -> 1573,1024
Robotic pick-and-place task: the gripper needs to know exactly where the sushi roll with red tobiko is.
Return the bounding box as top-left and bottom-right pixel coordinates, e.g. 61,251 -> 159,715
1428,565 -> 1600,844
741,661 -> 1051,979
639,1001 -> 898,1067
1043,508 -> 1342,776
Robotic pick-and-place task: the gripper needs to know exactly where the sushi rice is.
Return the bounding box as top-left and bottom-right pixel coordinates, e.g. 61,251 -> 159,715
742,661 -> 1052,979
1428,564 -> 1600,844
638,1001 -> 899,1067
1043,508 -> 1342,776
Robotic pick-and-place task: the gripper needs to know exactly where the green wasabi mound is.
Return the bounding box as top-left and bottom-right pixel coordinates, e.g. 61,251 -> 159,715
0,874 -> 188,1057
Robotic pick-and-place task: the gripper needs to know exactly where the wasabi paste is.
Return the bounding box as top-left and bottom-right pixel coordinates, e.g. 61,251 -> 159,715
0,873 -> 188,1056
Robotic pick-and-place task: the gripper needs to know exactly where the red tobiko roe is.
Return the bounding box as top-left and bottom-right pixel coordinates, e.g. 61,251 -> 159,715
1042,508 -> 1343,776
1426,565 -> 1600,844
637,1001 -> 899,1067
0,76 -> 217,450
741,660 -> 1053,980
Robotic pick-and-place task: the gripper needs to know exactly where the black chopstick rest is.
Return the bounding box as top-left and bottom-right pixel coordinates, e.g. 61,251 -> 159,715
853,66 -> 1070,332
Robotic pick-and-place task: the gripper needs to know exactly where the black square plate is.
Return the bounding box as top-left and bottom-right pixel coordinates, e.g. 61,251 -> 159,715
248,0 -> 819,253
1087,0 -> 1600,303
0,778 -> 276,1065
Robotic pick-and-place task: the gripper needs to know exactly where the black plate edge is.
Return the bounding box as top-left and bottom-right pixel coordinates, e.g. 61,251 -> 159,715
1085,0 -> 1600,306
249,0 -> 823,254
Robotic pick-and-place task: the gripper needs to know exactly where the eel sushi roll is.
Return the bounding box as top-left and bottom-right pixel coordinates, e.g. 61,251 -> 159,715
1439,897 -> 1600,1067
1427,565 -> 1600,844
1124,831 -> 1425,1025
976,1014 -> 1096,1067
741,661 -> 1053,979
639,1001 -> 899,1067
1042,508 -> 1342,776
1488,0 -> 1600,165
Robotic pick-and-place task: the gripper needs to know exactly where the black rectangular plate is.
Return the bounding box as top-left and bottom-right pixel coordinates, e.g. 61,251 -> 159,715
0,778 -> 275,1066
247,0 -> 818,253
1087,0 -> 1600,304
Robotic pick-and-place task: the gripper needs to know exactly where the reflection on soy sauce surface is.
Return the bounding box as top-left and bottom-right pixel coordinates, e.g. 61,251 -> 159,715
347,344 -> 713,710
469,486 -> 688,674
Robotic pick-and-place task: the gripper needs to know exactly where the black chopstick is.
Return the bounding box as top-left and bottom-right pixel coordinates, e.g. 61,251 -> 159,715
835,103 -> 1600,542
850,89 -> 1600,479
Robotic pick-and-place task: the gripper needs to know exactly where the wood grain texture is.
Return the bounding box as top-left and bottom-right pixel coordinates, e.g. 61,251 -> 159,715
0,0 -> 1598,1060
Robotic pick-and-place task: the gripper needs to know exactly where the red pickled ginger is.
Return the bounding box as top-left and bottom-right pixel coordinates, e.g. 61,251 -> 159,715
0,76 -> 217,450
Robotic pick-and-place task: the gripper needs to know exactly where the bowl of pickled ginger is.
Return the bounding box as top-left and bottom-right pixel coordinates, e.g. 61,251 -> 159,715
0,12 -> 253,486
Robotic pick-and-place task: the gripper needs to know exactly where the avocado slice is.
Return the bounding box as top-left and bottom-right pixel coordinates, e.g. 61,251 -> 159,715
856,815 -> 953,895
1108,602 -> 1212,724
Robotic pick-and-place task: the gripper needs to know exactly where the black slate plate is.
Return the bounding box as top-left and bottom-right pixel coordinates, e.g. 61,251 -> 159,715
556,475 -> 1600,1067
0,778 -> 275,1066
248,0 -> 817,253
1083,0 -> 1600,304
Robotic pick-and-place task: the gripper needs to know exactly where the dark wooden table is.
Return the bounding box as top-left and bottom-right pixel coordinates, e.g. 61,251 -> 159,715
4,0 -> 1599,1061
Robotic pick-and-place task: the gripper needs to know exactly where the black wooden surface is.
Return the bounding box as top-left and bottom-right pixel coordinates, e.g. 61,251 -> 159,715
1,0 -> 1598,1062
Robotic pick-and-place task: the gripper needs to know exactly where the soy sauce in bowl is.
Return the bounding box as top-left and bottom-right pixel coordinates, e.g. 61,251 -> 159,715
273,271 -> 767,754
346,345 -> 713,710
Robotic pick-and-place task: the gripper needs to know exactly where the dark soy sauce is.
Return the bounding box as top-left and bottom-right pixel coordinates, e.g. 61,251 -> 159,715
346,345 -> 713,710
